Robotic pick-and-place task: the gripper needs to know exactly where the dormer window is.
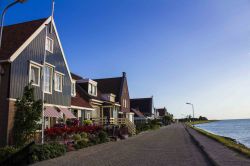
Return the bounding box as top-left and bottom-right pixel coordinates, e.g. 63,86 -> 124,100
88,83 -> 97,96
46,37 -> 54,53
71,81 -> 76,97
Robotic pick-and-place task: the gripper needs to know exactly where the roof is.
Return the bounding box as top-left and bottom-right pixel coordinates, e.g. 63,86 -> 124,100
94,77 -> 123,102
71,84 -> 93,109
0,18 -> 47,61
71,72 -> 83,80
156,108 -> 167,116
131,108 -> 145,118
130,97 -> 153,116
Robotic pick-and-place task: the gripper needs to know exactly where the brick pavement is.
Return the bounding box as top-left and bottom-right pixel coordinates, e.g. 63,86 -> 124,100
34,124 -> 212,166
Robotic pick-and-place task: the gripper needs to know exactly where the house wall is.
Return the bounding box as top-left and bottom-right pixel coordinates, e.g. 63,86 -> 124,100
0,63 -> 11,147
120,76 -> 130,112
9,25 -> 71,106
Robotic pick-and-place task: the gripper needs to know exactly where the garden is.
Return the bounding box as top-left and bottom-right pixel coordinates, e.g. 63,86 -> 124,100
0,84 -> 118,165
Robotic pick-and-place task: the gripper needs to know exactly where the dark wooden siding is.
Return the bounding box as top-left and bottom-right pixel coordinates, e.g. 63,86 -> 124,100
120,77 -> 130,112
9,25 -> 71,106
0,63 -> 11,146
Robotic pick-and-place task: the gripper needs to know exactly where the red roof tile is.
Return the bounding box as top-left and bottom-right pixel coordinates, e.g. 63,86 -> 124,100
71,92 -> 92,109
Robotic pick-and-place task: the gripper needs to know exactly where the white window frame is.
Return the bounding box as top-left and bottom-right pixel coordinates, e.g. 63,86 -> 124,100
54,71 -> 63,92
46,37 -> 54,53
86,112 -> 91,120
88,83 -> 97,96
29,63 -> 41,87
71,81 -> 76,97
44,64 -> 53,94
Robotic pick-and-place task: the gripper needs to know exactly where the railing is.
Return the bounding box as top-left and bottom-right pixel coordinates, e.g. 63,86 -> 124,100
92,118 -> 136,135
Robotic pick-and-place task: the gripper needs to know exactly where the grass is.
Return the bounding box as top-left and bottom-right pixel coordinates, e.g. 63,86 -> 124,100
188,120 -> 218,125
187,124 -> 250,158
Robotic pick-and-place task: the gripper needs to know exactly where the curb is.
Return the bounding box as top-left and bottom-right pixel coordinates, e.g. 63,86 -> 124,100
184,125 -> 219,166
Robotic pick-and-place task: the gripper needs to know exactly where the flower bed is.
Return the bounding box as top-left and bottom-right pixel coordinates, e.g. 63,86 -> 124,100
44,125 -> 103,142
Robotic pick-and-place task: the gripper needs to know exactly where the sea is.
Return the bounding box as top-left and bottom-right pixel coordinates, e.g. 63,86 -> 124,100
195,119 -> 250,148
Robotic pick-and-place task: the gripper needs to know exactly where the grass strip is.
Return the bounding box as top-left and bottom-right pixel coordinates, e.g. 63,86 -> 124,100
187,124 -> 250,158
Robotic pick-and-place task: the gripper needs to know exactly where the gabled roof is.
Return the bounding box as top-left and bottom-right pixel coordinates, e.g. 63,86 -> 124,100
131,108 -> 145,118
94,77 -> 123,102
130,97 -> 153,116
71,92 -> 93,109
0,17 -> 72,81
71,72 -> 83,80
0,18 -> 47,61
156,107 -> 167,116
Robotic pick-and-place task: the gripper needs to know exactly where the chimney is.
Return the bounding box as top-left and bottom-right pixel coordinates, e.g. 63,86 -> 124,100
122,72 -> 126,78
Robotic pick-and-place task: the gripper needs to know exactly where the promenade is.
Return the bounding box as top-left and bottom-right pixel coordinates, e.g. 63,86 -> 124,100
34,124 -> 212,166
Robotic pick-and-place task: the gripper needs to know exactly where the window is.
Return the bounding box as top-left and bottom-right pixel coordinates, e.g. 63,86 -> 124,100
55,72 -> 63,92
86,112 -> 91,120
46,37 -> 54,53
88,83 -> 97,96
44,65 -> 53,93
29,63 -> 40,86
71,81 -> 76,97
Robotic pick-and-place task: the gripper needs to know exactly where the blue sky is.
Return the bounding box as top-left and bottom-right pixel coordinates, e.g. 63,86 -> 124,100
2,0 -> 250,119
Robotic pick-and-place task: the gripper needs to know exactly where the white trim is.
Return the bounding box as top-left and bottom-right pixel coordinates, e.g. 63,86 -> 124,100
90,99 -> 103,103
29,60 -> 43,67
0,60 -> 10,63
45,62 -> 55,68
45,36 -> 54,53
54,70 -> 65,76
44,103 -> 69,109
29,63 -> 41,87
51,19 -> 73,82
71,80 -> 76,97
8,17 -> 73,83
6,98 -> 17,101
54,71 -> 63,92
9,17 -> 51,62
71,105 -> 94,111
44,65 -> 53,94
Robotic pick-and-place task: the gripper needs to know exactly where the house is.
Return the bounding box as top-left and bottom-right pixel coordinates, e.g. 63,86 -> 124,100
130,96 -> 155,119
71,73 -> 94,125
156,107 -> 168,117
71,72 -> 136,134
0,17 -> 75,146
131,108 -> 147,125
94,72 -> 134,122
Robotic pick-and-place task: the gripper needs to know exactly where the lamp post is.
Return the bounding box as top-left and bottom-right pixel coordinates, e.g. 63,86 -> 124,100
186,102 -> 195,126
0,0 -> 27,48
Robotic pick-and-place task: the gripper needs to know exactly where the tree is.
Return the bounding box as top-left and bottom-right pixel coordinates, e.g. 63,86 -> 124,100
12,83 -> 42,147
162,114 -> 174,125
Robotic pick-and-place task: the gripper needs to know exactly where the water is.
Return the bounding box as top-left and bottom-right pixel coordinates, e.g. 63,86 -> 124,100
195,119 -> 250,148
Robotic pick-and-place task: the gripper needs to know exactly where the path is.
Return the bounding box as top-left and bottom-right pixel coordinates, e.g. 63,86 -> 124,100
34,124 -> 212,166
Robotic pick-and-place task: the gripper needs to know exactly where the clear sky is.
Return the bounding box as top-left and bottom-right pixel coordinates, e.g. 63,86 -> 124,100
2,0 -> 250,120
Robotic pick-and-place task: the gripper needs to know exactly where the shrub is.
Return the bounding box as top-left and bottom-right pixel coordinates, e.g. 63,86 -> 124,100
151,125 -> 160,130
80,132 -> 88,139
73,134 -> 81,142
0,146 -> 18,162
31,143 -> 66,162
98,131 -> 108,143
74,139 -> 89,150
83,120 -> 92,126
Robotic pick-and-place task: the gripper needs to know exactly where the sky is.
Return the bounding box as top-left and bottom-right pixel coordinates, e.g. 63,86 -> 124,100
1,0 -> 250,120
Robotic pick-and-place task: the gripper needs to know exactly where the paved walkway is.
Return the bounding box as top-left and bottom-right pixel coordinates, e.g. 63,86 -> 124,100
186,126 -> 250,166
34,124 -> 212,166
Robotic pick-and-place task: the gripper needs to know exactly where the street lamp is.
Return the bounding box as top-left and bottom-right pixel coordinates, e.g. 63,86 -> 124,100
0,0 -> 28,48
186,102 -> 195,126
